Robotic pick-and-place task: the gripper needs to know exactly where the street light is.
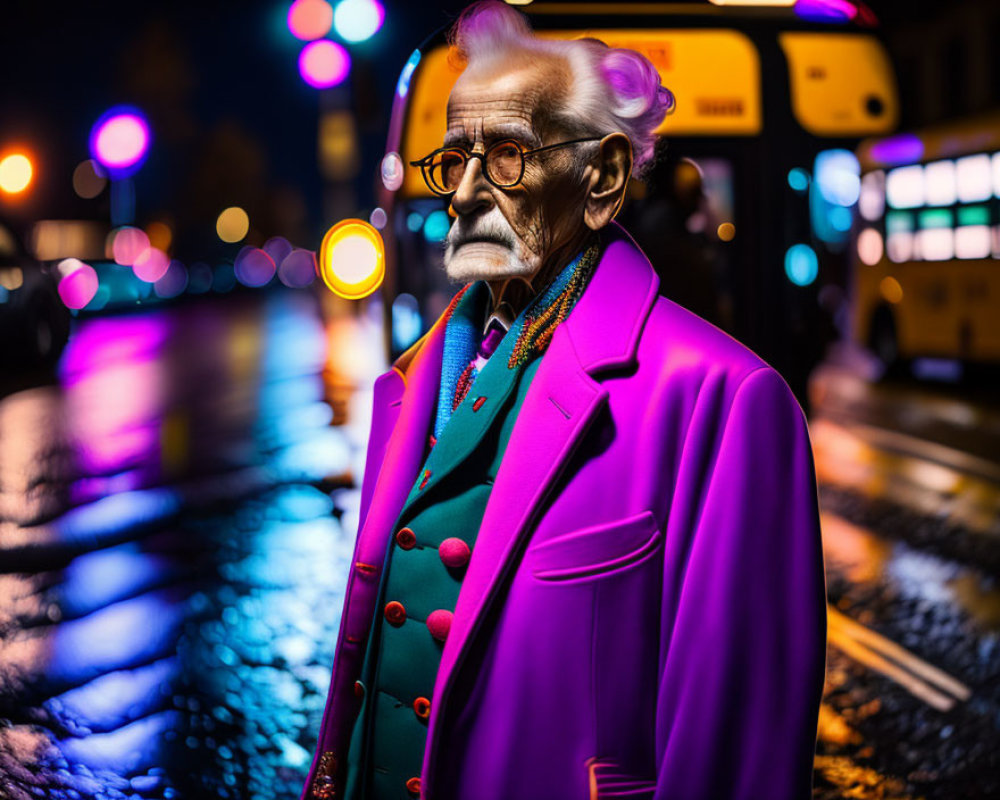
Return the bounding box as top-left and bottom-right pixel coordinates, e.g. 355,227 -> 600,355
0,152 -> 34,195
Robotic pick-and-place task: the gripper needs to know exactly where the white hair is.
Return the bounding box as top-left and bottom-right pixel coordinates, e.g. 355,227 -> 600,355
449,0 -> 675,178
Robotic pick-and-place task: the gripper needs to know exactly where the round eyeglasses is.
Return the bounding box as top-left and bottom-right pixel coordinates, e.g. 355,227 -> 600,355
409,137 -> 602,197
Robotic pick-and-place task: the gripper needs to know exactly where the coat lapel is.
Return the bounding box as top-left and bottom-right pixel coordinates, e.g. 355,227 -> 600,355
352,314 -> 445,573
421,223 -> 661,792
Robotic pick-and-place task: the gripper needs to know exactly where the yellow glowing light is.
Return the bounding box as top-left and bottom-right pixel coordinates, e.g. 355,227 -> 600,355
717,222 -> 736,242
0,267 -> 24,291
0,153 -> 33,194
319,219 -> 385,299
216,207 -> 250,243
503,0 -> 534,5
146,221 -> 173,253
879,276 -> 903,304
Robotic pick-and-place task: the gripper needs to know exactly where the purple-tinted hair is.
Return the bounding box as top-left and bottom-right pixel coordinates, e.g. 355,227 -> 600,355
448,0 -> 675,177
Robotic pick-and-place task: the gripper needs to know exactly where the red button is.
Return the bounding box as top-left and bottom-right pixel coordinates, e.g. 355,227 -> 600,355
396,527 -> 416,550
384,601 -> 406,626
426,609 -> 453,642
472,396 -> 486,411
406,776 -> 421,796
413,696 -> 430,722
439,537 -> 471,569
353,680 -> 365,698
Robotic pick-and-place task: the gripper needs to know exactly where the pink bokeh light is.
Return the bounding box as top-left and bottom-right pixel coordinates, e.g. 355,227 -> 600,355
57,259 -> 99,310
89,107 -> 151,175
133,247 -> 170,283
298,40 -> 350,89
111,227 -> 151,267
287,0 -> 333,40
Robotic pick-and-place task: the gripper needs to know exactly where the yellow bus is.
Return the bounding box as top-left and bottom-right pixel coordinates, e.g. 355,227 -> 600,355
377,0 -> 899,400
851,111 -> 1000,367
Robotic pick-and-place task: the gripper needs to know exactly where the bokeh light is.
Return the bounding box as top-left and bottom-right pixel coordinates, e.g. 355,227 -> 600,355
369,207 -> 387,229
319,219 -> 384,299
57,258 -> 99,310
857,228 -> 884,266
381,152 -> 404,192
787,168 -> 809,193
278,248 -> 317,288
784,243 -> 819,286
73,159 -> 107,199
187,262 -> 213,294
154,260 -> 188,298
234,247 -> 277,287
216,207 -> 250,243
717,222 -> 736,242
333,0 -> 384,43
111,227 -> 151,266
0,153 -> 34,194
423,210 -> 450,243
298,40 -> 350,89
146,221 -> 173,253
133,247 -> 170,283
89,107 -> 151,176
287,0 -> 334,40
263,236 -> 293,265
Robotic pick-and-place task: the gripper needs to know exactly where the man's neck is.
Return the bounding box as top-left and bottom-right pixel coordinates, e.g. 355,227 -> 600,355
482,230 -> 593,334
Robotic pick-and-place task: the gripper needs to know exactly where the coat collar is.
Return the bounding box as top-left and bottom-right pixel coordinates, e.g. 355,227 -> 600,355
390,221 -> 660,381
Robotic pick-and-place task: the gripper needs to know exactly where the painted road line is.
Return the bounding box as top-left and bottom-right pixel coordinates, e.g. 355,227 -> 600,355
827,606 -> 971,712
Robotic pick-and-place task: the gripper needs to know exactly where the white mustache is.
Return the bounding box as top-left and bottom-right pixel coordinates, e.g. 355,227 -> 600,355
445,209 -> 517,251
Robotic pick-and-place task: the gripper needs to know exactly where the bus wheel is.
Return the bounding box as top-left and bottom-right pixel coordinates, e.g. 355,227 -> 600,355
869,307 -> 898,370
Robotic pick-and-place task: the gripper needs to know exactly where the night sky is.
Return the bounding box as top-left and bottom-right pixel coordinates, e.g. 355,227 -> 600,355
1,0 -> 468,257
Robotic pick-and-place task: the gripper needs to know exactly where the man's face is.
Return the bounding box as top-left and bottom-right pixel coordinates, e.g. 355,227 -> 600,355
442,56 -> 590,284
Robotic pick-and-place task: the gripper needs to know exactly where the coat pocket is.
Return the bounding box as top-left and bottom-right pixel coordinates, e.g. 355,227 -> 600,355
587,758 -> 656,799
528,510 -> 661,583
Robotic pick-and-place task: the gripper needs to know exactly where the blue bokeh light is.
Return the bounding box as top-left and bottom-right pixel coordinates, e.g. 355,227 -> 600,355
784,244 -> 819,287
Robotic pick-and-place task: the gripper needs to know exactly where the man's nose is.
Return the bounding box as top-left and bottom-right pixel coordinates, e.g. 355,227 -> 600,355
450,155 -> 494,217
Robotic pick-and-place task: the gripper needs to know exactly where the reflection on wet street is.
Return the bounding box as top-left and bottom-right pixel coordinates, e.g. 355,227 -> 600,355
0,291 -> 383,800
810,363 -> 1000,799
1,294 -> 998,799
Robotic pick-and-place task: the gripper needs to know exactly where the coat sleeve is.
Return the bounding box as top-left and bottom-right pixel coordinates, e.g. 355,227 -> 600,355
654,366 -> 827,800
299,369 -> 405,800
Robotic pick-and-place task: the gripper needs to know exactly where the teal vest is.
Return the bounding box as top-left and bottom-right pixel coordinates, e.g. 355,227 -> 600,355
344,242 -> 601,799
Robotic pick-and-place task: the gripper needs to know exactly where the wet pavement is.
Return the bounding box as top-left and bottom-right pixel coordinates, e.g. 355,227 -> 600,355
0,291 -> 384,800
1,294 -> 998,799
810,360 -> 1000,799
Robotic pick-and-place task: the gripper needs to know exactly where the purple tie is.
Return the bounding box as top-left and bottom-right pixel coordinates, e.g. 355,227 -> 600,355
478,317 -> 508,360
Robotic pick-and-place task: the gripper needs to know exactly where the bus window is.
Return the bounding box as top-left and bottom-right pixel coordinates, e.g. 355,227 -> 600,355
851,112 -> 1000,365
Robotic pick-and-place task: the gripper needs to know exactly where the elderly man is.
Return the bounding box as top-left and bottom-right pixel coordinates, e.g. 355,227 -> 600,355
302,2 -> 827,799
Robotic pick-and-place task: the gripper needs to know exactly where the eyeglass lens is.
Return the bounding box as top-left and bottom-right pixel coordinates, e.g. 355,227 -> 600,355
426,141 -> 524,194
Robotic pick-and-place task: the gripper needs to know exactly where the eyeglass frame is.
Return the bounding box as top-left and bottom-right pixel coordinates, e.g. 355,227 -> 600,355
409,136 -> 604,197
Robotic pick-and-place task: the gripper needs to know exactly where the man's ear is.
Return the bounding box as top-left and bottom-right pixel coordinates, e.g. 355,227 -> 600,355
583,133 -> 633,231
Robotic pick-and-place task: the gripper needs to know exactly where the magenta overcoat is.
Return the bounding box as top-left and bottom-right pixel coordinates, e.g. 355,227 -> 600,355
302,224 -> 827,800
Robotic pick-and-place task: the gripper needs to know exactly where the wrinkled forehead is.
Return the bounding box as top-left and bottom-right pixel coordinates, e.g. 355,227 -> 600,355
445,54 -> 573,148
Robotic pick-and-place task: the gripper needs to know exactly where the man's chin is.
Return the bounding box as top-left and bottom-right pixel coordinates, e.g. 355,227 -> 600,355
443,242 -> 536,283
